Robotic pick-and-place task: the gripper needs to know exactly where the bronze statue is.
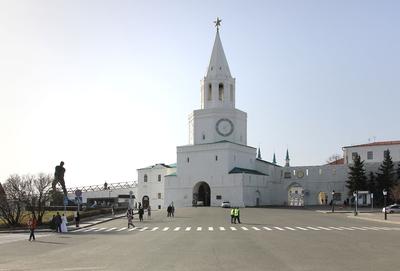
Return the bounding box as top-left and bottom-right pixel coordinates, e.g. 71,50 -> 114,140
53,161 -> 67,196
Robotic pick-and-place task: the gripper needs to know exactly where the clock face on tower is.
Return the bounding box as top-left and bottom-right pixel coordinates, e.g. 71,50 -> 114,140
216,118 -> 234,137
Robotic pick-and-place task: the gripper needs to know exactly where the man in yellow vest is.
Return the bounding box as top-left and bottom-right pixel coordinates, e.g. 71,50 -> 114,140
230,207 -> 235,224
234,207 -> 241,224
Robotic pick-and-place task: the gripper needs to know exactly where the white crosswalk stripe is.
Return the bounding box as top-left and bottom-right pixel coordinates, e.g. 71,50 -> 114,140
208,227 -> 214,231
252,227 -> 260,231
284,227 -> 296,231
338,227 -> 354,231
128,227 -> 137,232
219,227 -> 226,231
329,227 -> 344,231
162,227 -> 169,231
116,227 -> 127,232
84,227 -> 97,232
185,227 -> 191,231
94,228 -> 106,232
230,227 -> 237,231
263,227 -> 272,231
151,227 -> 159,231
306,227 -> 320,231
73,228 -> 85,232
139,227 -> 148,232
197,227 -> 202,231
274,227 -> 284,231
296,227 -> 308,231
317,227 -> 331,231
105,227 -> 117,232
173,227 -> 181,231
241,226 -> 249,231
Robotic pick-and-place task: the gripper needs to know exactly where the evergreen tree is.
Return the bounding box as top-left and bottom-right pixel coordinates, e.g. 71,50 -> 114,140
376,149 -> 396,205
346,154 -> 367,195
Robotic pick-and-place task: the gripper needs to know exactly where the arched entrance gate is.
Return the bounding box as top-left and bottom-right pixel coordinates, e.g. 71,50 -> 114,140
193,182 -> 211,206
142,195 -> 149,209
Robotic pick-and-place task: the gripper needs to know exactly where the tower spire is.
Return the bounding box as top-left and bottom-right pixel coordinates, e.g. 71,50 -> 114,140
285,149 -> 290,167
206,18 -> 231,79
257,147 -> 262,159
273,153 -> 277,164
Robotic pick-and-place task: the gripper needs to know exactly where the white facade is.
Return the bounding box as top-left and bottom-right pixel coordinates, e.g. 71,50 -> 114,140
343,141 -> 400,164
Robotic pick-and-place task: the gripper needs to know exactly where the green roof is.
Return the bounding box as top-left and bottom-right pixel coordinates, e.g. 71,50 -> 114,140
165,172 -> 177,177
229,167 -> 267,176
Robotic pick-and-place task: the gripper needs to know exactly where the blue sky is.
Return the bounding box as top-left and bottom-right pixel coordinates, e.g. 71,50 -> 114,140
0,0 -> 399,187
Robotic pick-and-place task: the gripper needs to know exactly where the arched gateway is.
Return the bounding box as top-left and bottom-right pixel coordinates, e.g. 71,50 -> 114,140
192,182 -> 211,206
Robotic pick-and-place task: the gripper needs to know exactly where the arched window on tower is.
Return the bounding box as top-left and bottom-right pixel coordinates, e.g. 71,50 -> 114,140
218,83 -> 224,101
144,174 -> 148,182
230,84 -> 234,102
207,84 -> 212,101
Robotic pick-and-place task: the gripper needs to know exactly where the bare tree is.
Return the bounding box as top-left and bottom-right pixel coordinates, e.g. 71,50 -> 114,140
27,173 -> 52,225
0,175 -> 32,226
326,154 -> 343,164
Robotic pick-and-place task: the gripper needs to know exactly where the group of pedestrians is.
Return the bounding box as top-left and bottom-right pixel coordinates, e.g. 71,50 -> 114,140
126,205 -> 152,228
230,207 -> 241,224
167,204 -> 175,217
50,212 -> 69,233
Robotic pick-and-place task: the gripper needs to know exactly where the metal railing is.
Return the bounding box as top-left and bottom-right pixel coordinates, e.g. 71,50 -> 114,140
66,181 -> 137,193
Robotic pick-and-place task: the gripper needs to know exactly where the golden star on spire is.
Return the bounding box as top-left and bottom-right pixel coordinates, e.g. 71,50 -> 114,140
214,17 -> 222,30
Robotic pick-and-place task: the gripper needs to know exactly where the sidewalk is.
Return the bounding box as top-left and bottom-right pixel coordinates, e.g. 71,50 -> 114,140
0,212 -> 126,234
347,212 -> 400,225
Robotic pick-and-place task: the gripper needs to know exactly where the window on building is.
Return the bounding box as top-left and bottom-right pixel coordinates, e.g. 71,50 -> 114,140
230,85 -> 233,102
207,84 -> 212,101
144,174 -> 148,182
158,174 -> 161,182
284,172 -> 291,179
352,152 -> 358,161
158,193 -> 161,199
202,134 -> 205,140
187,157 -> 189,163
215,155 -> 218,161
319,168 -> 322,175
216,195 -> 222,200
306,169 -> 309,176
367,151 -> 373,160
218,83 -> 224,101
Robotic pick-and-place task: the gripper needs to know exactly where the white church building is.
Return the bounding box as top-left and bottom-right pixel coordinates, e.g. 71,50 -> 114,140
135,25 -> 400,209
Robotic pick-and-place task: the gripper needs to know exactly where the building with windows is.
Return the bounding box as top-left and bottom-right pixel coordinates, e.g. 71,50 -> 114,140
135,24 -> 399,209
343,141 -> 400,164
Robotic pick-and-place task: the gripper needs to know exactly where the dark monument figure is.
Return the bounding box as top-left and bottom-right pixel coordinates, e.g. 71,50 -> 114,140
53,161 -> 67,196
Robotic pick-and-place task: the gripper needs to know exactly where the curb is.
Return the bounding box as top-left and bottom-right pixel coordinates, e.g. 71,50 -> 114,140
347,215 -> 400,225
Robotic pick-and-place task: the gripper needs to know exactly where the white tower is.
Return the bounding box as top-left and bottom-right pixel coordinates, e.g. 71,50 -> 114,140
189,22 -> 247,146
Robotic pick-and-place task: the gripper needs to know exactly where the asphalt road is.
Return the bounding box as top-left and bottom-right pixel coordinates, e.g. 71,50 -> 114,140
1,208 -> 399,271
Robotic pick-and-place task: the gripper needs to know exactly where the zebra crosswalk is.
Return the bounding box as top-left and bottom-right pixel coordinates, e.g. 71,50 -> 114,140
71,225 -> 400,234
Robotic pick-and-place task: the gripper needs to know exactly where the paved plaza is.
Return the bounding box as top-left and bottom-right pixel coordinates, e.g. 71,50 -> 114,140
1,208 -> 400,271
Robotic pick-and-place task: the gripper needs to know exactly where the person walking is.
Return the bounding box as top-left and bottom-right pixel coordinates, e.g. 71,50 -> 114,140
74,211 -> 80,228
147,206 -> 151,220
127,210 -> 134,228
230,207 -> 235,224
138,206 -> 144,222
167,205 -> 171,217
234,207 -> 241,224
55,212 -> 62,233
171,204 -> 175,218
28,216 -> 37,241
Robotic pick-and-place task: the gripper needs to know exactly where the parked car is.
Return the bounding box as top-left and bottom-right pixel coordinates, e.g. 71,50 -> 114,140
382,204 -> 400,213
221,201 -> 231,208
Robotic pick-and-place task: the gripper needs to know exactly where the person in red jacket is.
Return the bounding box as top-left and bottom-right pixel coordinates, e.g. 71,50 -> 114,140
28,216 -> 37,241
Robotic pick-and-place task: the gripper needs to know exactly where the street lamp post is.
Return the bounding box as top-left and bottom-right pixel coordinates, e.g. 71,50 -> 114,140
331,190 -> 335,213
383,189 -> 387,220
353,191 -> 358,216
